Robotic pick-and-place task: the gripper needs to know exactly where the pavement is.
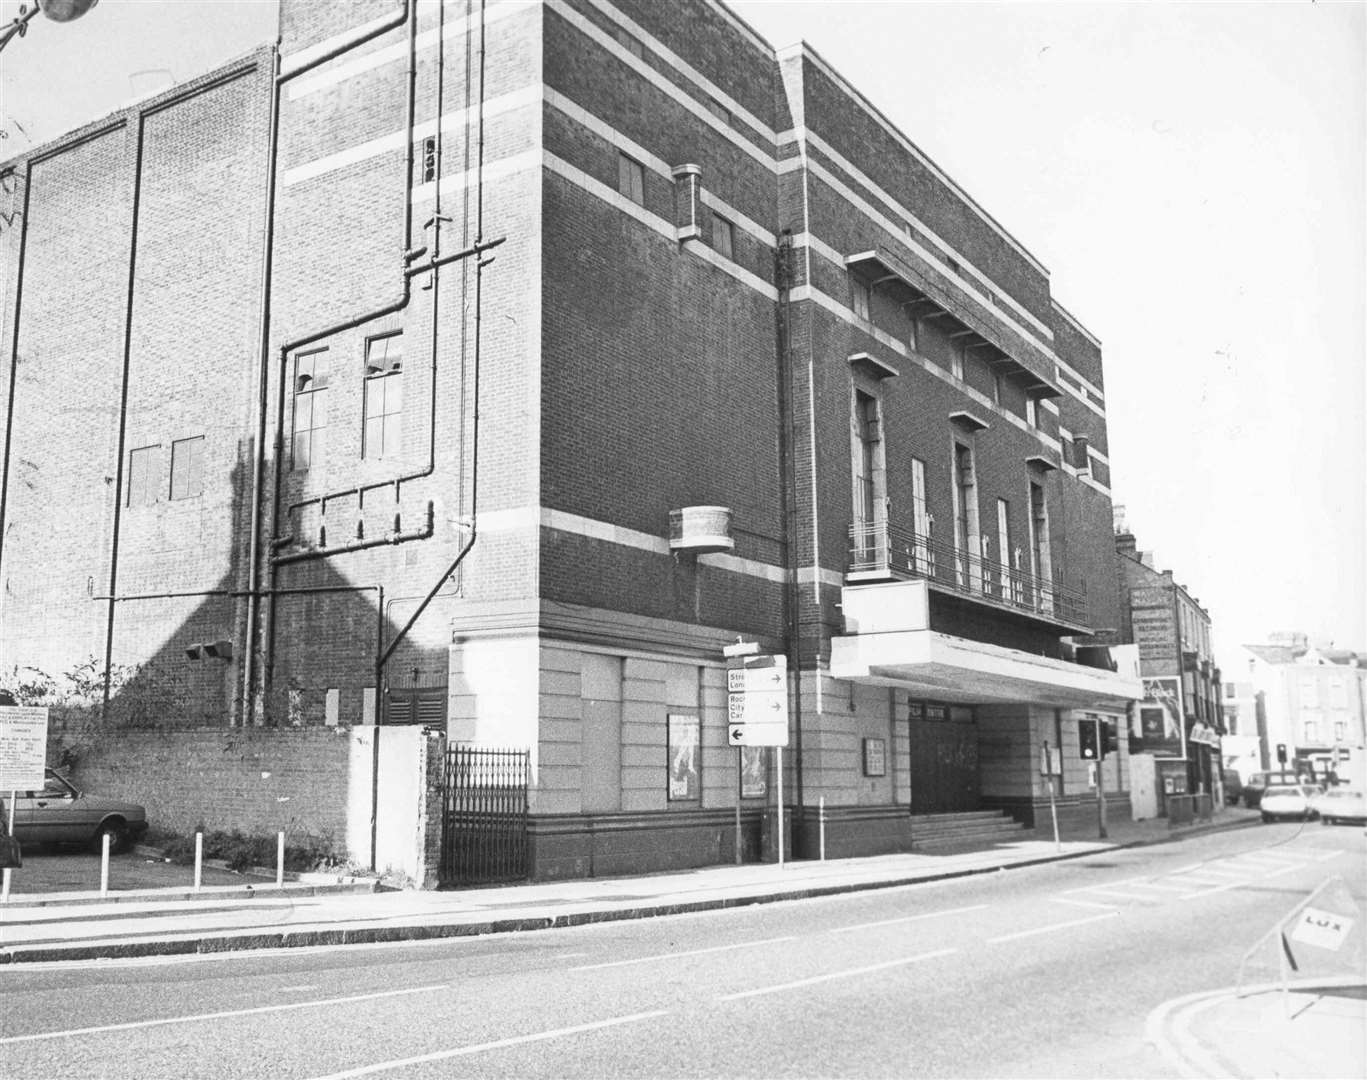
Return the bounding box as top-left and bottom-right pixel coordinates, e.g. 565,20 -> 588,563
2,804 -> 1363,1078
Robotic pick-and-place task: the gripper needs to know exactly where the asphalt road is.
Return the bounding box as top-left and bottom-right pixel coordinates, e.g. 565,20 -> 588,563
1,823 -> 1362,1079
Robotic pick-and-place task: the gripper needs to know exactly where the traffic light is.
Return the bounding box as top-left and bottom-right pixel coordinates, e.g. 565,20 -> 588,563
1079,718 -> 1099,760
1276,743 -> 1287,765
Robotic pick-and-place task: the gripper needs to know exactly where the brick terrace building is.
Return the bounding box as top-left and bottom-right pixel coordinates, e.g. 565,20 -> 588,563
1108,511 -> 1223,813
0,0 -> 1140,875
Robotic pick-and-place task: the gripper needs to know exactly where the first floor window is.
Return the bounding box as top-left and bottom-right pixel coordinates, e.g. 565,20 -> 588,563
364,333 -> 404,460
169,436 -> 205,500
127,445 -> 159,507
292,348 -> 329,471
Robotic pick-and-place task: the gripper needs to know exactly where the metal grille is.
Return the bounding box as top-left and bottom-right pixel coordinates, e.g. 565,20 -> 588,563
848,520 -> 1089,628
440,747 -> 529,887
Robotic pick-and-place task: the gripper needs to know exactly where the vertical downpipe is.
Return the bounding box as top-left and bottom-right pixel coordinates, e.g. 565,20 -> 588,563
0,159 -> 33,603
242,48 -> 283,727
102,115 -> 147,720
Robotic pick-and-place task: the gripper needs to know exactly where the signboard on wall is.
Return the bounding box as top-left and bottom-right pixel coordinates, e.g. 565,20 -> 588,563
0,705 -> 48,791
1131,678 -> 1185,758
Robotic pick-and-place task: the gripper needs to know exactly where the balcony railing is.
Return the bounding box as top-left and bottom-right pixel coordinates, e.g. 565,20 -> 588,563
848,520 -> 1089,628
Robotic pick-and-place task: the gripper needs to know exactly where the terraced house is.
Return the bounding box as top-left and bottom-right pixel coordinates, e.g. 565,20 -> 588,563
0,0 -> 1141,880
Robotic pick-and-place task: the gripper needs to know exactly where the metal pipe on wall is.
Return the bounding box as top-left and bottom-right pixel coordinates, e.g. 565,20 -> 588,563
100,113 -> 147,721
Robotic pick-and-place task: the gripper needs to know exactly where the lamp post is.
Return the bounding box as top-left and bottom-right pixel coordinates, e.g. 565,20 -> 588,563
0,0 -> 99,55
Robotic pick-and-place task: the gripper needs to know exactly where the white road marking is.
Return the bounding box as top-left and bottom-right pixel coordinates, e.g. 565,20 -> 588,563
987,911 -> 1118,944
0,984 -> 449,1045
570,935 -> 796,971
306,1010 -> 671,1079
1051,897 -> 1120,911
1179,860 -> 1305,900
1069,886 -> 1155,900
828,903 -> 989,933
716,948 -> 957,1001
1123,881 -> 1194,892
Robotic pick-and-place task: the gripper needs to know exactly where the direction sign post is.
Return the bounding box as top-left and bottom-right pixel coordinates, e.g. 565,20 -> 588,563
724,654 -> 790,868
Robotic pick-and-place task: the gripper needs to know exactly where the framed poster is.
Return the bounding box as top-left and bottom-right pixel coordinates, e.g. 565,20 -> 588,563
863,737 -> 887,777
667,713 -> 701,801
1133,678 -> 1185,758
740,745 -> 767,798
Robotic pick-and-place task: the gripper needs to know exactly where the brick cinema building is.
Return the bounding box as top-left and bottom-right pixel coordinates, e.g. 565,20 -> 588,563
0,0 -> 1143,878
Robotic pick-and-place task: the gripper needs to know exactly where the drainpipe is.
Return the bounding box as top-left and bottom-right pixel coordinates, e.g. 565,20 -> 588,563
0,157 -> 34,619
259,0 -> 420,716
241,43 -> 283,727
100,113 -> 148,721
377,0 -> 489,680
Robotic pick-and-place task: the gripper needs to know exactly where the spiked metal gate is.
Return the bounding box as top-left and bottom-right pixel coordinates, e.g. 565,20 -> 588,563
439,747 -> 529,886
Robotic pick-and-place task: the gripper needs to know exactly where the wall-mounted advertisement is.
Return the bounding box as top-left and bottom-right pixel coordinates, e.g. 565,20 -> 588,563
667,713 -> 701,801
1131,677 -> 1185,758
740,745 -> 767,798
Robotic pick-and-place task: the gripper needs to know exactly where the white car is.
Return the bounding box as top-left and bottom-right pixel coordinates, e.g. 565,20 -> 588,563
1313,786 -> 1367,826
1259,784 -> 1320,823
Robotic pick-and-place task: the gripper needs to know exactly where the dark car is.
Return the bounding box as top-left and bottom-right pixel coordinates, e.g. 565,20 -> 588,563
1221,769 -> 1243,806
2,768 -> 148,852
1242,771 -> 1300,809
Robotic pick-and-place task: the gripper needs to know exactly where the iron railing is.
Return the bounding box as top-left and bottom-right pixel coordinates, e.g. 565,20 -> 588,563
440,746 -> 529,887
848,520 -> 1089,627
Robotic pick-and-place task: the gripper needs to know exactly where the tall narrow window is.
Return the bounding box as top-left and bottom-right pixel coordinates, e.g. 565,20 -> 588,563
291,348 -> 329,472
952,442 -> 979,590
1029,481 -> 1052,613
951,340 -> 966,379
907,314 -> 920,353
850,388 -> 885,570
1025,396 -> 1038,428
996,497 -> 1014,601
617,153 -> 645,205
169,436 -> 205,500
851,275 -> 871,321
711,213 -> 734,259
364,334 -> 404,460
127,445 -> 160,507
910,456 -> 932,577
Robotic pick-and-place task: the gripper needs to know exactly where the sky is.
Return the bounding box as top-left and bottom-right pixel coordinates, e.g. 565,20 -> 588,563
1,0 -> 1364,671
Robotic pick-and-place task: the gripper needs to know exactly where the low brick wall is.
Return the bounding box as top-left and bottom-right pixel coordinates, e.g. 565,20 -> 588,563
60,726 -> 443,884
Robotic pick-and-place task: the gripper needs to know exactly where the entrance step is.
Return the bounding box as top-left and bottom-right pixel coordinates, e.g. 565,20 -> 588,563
909,810 -> 1032,852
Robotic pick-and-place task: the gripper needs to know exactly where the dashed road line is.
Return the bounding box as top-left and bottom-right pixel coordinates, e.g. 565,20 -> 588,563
986,911 -> 1119,944
306,1010 -> 672,1079
828,903 -> 988,934
715,948 -> 957,1000
0,984 -> 450,1045
570,935 -> 795,971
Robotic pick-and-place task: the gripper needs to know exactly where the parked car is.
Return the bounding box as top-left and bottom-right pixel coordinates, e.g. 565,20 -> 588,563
1259,783 -> 1321,823
1221,769 -> 1243,806
1313,786 -> 1367,826
1,769 -> 148,853
1241,771 -> 1299,809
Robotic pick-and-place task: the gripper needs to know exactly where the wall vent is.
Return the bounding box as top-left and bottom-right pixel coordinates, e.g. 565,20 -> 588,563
668,506 -> 733,554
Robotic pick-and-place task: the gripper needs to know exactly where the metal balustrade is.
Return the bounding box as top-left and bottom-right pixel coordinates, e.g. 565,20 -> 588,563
847,520 -> 1089,628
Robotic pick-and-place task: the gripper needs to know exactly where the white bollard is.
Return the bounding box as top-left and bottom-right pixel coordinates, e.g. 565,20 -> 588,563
100,831 -> 110,896
194,832 -> 203,892
819,796 -> 826,862
276,831 -> 285,887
